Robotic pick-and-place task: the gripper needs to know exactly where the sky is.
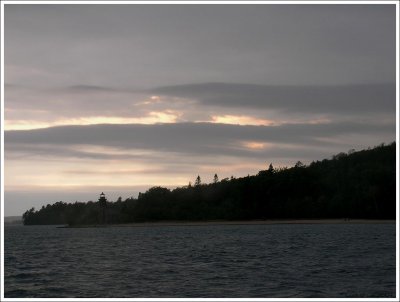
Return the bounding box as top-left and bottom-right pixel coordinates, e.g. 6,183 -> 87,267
3,3 -> 397,216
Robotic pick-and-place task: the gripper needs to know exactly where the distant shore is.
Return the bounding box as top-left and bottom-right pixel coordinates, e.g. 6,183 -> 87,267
60,219 -> 396,228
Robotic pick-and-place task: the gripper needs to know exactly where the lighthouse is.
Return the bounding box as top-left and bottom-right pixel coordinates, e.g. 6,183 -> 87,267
98,192 -> 107,224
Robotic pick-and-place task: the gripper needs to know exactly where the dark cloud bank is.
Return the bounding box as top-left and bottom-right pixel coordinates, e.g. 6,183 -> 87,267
152,83 -> 396,114
6,122 -> 395,160
5,4 -> 395,88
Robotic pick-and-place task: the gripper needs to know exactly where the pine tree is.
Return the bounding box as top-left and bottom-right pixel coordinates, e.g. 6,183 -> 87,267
195,175 -> 201,186
213,173 -> 219,184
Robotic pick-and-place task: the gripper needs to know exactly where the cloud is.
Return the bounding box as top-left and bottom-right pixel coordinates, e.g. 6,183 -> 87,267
152,82 -> 396,115
5,122 -> 395,161
4,82 -> 192,130
4,4 -> 397,216
4,85 -> 177,129
63,85 -> 121,93
5,5 -> 395,90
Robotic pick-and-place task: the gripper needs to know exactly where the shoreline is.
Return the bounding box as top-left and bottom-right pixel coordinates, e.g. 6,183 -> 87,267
59,219 -> 396,228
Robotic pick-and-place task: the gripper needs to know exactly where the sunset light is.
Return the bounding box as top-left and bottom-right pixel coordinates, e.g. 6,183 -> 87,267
2,2 -> 397,299
5,110 -> 181,130
242,141 -> 267,150
211,115 -> 275,126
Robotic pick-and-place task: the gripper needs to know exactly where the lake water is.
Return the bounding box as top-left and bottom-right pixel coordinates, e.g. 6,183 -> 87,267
4,223 -> 396,298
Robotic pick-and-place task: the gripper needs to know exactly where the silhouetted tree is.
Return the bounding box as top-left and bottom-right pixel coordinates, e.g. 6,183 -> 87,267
195,175 -> 201,186
213,174 -> 219,184
295,161 -> 305,168
22,143 -> 396,225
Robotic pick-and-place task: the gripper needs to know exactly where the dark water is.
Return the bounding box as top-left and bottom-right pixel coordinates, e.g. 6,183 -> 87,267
4,223 -> 396,298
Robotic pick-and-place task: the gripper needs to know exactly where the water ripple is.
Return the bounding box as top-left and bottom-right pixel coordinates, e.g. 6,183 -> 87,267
5,223 -> 396,298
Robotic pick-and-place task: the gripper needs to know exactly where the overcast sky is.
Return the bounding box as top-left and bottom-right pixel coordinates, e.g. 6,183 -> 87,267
4,4 -> 397,216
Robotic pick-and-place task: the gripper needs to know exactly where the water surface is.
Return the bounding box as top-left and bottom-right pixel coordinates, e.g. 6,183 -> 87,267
4,223 -> 396,298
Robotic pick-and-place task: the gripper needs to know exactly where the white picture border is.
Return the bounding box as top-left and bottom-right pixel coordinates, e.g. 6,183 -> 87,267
1,1 -> 399,301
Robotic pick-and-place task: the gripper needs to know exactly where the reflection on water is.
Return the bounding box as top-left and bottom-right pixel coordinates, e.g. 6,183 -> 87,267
4,223 -> 396,298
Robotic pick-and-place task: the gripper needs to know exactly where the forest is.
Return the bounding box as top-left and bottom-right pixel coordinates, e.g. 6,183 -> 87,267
22,142 -> 396,225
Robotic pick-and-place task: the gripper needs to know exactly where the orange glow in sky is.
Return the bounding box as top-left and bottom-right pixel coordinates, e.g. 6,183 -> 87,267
211,115 -> 276,126
243,141 -> 267,150
5,110 -> 181,130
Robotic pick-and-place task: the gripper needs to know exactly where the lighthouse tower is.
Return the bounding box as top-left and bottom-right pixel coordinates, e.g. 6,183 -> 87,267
98,192 -> 107,224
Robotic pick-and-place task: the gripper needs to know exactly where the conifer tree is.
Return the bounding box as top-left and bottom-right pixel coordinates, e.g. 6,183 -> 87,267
195,175 -> 201,186
213,174 -> 219,184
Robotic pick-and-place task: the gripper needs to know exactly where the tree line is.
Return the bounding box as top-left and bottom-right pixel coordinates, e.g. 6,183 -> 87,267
22,142 -> 396,225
